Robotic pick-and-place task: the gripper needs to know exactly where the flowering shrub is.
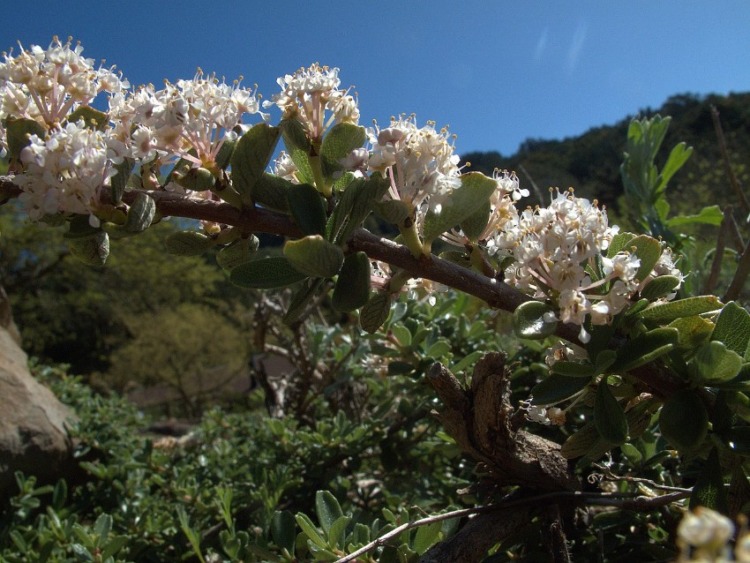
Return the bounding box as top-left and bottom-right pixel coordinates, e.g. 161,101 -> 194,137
1,37 -> 750,561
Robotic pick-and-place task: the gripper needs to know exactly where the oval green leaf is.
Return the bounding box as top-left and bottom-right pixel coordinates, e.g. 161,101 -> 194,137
530,373 -> 589,406
513,301 -> 557,340
594,381 -> 629,445
230,256 -> 307,289
286,183 -> 327,236
284,235 -> 344,278
360,291 -> 392,334
164,231 -> 215,256
331,252 -> 370,312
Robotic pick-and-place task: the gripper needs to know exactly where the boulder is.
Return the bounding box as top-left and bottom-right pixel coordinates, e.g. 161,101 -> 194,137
0,287 -> 77,496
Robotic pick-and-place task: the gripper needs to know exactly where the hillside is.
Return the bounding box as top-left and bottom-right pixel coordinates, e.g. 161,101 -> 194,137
461,92 -> 750,222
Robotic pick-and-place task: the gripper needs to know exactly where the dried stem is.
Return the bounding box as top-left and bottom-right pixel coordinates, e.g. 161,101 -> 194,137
711,105 -> 750,216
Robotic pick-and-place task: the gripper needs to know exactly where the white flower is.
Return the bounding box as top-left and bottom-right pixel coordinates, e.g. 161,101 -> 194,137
124,70 -> 263,172
265,63 -> 357,143
0,37 -> 128,129
677,507 -> 734,559
13,120 -> 116,221
368,115 -> 461,214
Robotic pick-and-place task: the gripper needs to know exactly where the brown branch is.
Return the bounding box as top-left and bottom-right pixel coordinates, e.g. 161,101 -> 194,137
703,206 -> 730,294
724,237 -> 750,302
0,176 -> 689,398
711,105 -> 750,216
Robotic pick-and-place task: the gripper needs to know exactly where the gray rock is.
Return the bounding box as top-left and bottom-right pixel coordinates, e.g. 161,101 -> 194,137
0,288 -> 77,495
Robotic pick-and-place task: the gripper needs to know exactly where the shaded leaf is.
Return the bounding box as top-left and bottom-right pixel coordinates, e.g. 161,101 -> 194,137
659,389 -> 708,451
693,341 -> 743,384
360,291 -> 392,334
230,123 -> 281,205
164,231 -> 215,256
594,381 -> 629,445
287,183 -> 327,236
530,373 -> 589,406
320,123 -> 366,179
332,252 -> 370,312
712,301 -> 750,357
315,490 -> 343,534
690,448 -> 729,513
230,257 -> 307,289
610,327 -> 678,372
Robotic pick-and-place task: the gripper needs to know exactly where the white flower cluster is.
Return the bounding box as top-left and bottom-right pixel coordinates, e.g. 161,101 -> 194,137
0,36 -> 127,129
488,189 -> 680,342
14,120 -> 120,223
120,70 -> 263,169
0,39 -> 265,221
367,115 -> 461,213
264,63 -> 359,143
677,507 -> 750,562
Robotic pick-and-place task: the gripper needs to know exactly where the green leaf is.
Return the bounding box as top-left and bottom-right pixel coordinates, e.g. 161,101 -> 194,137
332,252 -> 370,312
560,422 -> 602,459
639,295 -> 723,324
66,106 -> 108,130
320,123 -> 366,179
295,513 -> 327,550
659,389 -> 709,451
712,301 -> 750,357
5,117 -> 46,160
594,381 -> 629,445
626,235 -> 662,282
412,521 -> 443,555
175,166 -> 216,191
230,123 -> 281,206
326,174 -> 389,244
360,291 -> 392,334
216,236 -> 259,271
315,491 -> 343,535
230,257 -> 307,289
93,513 -> 112,546
422,172 -> 497,242
281,119 -> 314,184
391,323 -> 412,347
530,373 -> 589,406
512,301 -> 557,339
607,232 -> 637,258
610,328 -> 678,372
164,231 -> 215,256
271,511 -> 297,554
284,235 -> 344,278
669,316 -> 714,351
110,157 -> 134,204
66,230 -> 110,266
640,275 -> 682,301
656,141 -> 693,195
283,279 -> 325,325
328,515 -> 351,550
550,361 -> 596,378
690,448 -> 728,513
373,199 -> 413,226
693,341 -> 743,384
252,173 -> 292,212
286,184 -> 327,236
124,192 -> 156,233
459,200 -> 491,241
666,205 -> 723,228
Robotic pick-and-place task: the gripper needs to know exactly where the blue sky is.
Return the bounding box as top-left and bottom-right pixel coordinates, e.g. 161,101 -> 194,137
3,2 -> 749,157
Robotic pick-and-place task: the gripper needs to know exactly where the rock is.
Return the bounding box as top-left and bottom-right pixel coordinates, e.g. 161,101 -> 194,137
0,289 -> 77,497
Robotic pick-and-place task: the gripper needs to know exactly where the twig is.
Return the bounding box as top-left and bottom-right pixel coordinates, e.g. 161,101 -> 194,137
724,237 -> 750,302
336,490 -> 690,563
703,206 -> 731,294
336,505 -> 493,563
711,105 -> 750,216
